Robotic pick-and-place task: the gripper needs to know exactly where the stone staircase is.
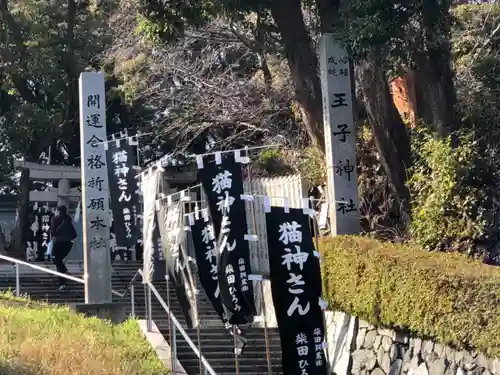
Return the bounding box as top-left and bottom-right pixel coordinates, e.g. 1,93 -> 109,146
0,260 -> 283,375
167,326 -> 283,375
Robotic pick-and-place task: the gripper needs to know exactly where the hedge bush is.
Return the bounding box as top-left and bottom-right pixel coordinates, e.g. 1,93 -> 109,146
319,236 -> 500,358
0,294 -> 169,375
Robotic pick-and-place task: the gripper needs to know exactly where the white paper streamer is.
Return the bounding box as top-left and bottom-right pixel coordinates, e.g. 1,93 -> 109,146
283,198 -> 290,213
248,274 -> 263,281
196,154 -> 204,169
244,234 -> 259,242
318,202 -> 329,229
234,149 -> 250,164
318,298 -> 329,310
263,196 -> 271,213
215,151 -> 222,165
128,136 -> 138,146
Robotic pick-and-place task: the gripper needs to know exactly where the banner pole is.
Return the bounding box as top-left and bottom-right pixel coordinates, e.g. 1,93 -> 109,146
226,178 -> 240,375
228,176 -> 241,375
136,137 -> 141,167
194,281 -> 203,375
187,186 -> 204,375
245,149 -> 272,375
233,325 -> 241,375
166,274 -> 174,371
309,196 -> 332,374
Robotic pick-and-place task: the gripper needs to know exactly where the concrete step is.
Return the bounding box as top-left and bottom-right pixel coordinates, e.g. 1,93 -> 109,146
0,261 -> 143,276
178,357 -> 282,368
209,370 -> 281,375
182,362 -> 283,374
0,261 -> 283,375
0,277 -> 226,330
0,261 -> 204,284
159,327 -> 283,375
160,328 -> 281,339
164,336 -> 282,348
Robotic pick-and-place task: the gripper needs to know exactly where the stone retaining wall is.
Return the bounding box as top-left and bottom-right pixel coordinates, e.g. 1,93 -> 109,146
325,311 -> 499,375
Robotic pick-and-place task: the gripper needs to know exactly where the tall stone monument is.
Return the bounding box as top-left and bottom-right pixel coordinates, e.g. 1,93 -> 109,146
79,72 -> 112,304
319,34 -> 360,235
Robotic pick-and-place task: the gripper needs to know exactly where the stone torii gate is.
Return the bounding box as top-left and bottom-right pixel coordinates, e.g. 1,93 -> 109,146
15,160 -> 85,261
15,159 -> 197,262
15,161 -> 82,207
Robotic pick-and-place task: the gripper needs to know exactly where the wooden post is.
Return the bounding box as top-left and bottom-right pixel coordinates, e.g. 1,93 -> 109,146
318,34 -> 360,235
79,72 -> 112,304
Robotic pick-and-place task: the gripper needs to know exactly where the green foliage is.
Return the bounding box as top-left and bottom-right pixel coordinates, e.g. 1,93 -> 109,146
136,14 -> 164,44
408,129 -> 494,251
258,148 -> 281,162
255,148 -> 294,176
251,147 -> 325,183
297,147 -> 326,188
137,0 -> 222,41
0,0 -> 115,165
400,3 -> 500,253
320,236 -> 500,358
357,125 -> 405,238
341,0 -> 454,72
453,3 -> 500,136
0,293 -> 169,375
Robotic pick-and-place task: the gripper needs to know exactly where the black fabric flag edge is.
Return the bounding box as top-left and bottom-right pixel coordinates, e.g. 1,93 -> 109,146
265,204 -> 328,375
105,138 -> 139,258
196,150 -> 256,325
187,208 -> 229,326
157,199 -> 197,329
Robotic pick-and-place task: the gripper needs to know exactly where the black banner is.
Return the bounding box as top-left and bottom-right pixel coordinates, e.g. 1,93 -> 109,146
197,152 -> 255,325
110,228 -> 130,261
38,205 -> 53,262
157,200 -> 197,328
26,202 -> 52,262
188,209 -> 228,325
151,210 -> 166,281
26,202 -> 39,262
106,138 -> 139,255
266,206 -> 327,375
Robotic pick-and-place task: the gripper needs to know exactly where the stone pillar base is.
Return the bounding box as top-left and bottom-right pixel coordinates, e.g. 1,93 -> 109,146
69,302 -> 127,324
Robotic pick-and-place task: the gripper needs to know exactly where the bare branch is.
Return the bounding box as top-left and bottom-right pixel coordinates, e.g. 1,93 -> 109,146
103,0 -> 302,153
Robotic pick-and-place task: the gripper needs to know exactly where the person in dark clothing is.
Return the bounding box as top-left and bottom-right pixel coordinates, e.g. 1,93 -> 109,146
50,205 -> 77,291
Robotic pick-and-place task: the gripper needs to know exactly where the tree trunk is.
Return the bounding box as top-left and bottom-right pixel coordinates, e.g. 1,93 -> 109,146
355,57 -> 411,213
414,46 -> 458,135
316,0 -> 341,33
63,0 -> 78,126
12,169 -> 30,258
414,2 -> 457,135
57,0 -> 79,165
269,0 -> 325,150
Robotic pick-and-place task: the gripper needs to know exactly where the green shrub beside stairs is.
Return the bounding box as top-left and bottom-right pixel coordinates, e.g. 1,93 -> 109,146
320,236 -> 500,358
0,295 -> 169,375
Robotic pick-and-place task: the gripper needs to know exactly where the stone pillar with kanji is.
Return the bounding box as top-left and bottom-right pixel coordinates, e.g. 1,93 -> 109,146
79,72 -> 113,304
318,34 -> 360,235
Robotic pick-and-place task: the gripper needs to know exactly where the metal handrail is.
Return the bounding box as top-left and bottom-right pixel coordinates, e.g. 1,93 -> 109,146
137,269 -> 216,375
0,254 -> 122,297
0,254 -> 216,374
112,269 -> 143,298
